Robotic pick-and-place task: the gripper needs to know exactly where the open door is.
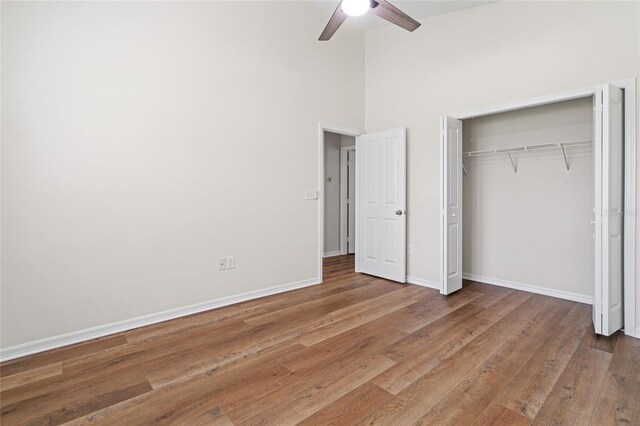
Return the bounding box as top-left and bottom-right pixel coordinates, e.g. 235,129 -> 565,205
441,116 -> 463,295
355,128 -> 406,282
594,84 -> 624,336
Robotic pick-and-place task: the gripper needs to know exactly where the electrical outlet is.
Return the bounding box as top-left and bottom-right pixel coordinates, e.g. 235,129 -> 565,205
218,258 -> 227,271
226,256 -> 235,269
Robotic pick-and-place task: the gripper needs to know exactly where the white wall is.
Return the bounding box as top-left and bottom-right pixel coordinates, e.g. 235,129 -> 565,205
463,98 -> 593,298
364,1 -> 639,327
324,132 -> 341,255
1,1 -> 364,348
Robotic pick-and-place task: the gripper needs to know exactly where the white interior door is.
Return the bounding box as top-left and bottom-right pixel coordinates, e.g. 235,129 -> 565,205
355,128 -> 406,282
441,116 -> 463,295
347,150 -> 356,254
594,84 -> 624,336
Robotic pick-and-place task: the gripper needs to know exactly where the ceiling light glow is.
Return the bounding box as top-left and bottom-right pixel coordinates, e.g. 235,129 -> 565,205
341,0 -> 370,16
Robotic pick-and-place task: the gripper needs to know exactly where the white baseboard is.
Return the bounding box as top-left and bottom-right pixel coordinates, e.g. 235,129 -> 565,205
0,277 -> 321,362
407,276 -> 440,290
462,273 -> 593,305
323,251 -> 341,258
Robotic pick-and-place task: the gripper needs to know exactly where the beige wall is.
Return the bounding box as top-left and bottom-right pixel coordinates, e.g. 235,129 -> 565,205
0,1 -> 365,348
463,98 -> 593,298
364,1 -> 639,329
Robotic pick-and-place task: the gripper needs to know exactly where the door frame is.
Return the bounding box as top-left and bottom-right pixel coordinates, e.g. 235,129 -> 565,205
442,78 -> 637,338
340,145 -> 356,255
318,123 -> 363,282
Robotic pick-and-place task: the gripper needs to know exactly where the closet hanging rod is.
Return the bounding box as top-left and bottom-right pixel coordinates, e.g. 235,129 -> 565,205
463,138 -> 592,158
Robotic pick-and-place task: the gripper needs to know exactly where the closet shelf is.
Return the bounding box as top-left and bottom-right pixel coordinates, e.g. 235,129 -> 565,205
462,138 -> 592,174
462,139 -> 592,158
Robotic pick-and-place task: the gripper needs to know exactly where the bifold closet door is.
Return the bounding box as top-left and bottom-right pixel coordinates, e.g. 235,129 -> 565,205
594,84 -> 624,336
441,116 -> 463,295
355,128 -> 407,283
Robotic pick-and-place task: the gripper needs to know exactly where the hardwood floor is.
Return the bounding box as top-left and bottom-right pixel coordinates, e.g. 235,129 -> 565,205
1,255 -> 638,425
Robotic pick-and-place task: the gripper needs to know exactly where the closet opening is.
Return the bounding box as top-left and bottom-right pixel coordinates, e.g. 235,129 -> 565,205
461,97 -> 594,305
441,80 -> 637,338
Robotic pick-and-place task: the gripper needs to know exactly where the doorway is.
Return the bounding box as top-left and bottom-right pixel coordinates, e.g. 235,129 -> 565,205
323,131 -> 356,258
318,124 -> 408,284
317,124 -> 361,281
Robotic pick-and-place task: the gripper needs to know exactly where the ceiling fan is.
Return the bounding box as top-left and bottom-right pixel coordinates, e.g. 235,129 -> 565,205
319,0 -> 421,41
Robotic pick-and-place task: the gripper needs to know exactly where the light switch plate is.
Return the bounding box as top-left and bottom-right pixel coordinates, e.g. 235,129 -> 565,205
305,189 -> 319,200
226,256 -> 235,269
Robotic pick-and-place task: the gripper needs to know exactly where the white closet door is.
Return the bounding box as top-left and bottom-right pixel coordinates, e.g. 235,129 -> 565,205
356,128 -> 406,283
594,84 -> 624,336
441,116 -> 463,294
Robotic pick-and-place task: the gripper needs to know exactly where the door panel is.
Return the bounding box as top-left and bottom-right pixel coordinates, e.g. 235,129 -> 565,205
365,218 -> 377,260
384,219 -> 397,263
384,142 -> 398,204
448,223 -> 459,276
594,84 -> 624,336
441,116 -> 463,294
356,128 -> 406,282
366,146 -> 378,203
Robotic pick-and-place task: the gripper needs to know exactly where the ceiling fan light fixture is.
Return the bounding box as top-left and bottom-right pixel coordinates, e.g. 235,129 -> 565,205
341,0 -> 370,16
319,0 -> 420,41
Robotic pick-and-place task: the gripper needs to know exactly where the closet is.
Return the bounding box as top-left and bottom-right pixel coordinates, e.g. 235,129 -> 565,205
462,98 -> 594,303
441,84 -> 629,337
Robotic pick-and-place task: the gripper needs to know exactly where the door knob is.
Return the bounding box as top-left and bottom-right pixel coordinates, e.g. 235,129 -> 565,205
396,210 -> 403,215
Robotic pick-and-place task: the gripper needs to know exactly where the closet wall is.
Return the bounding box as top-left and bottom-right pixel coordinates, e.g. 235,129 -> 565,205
462,98 -> 594,299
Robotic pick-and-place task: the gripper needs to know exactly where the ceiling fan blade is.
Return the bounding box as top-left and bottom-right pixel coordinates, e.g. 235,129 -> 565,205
370,0 -> 421,32
319,1 -> 348,41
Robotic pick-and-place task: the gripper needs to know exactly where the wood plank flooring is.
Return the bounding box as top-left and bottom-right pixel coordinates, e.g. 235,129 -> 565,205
1,255 -> 638,425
